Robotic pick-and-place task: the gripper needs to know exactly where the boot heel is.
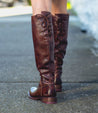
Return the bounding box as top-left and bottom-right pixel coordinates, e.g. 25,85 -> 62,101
55,85 -> 62,92
41,97 -> 57,104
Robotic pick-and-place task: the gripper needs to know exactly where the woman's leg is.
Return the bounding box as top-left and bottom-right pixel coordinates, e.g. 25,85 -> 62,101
45,0 -> 52,12
52,0 -> 67,15
31,0 -> 52,15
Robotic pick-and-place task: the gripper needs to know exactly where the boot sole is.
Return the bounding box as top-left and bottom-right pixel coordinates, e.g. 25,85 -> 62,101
55,85 -> 62,92
28,92 -> 57,104
41,97 -> 57,104
28,92 -> 40,100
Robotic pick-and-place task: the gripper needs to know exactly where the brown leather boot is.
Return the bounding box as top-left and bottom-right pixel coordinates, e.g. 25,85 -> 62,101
28,11 -> 57,104
52,14 -> 69,92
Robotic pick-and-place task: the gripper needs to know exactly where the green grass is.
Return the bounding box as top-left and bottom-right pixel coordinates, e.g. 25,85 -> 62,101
67,1 -> 72,10
27,0 -> 31,5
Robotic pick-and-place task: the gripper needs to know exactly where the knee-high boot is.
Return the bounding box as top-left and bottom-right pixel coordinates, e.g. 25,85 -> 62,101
52,14 -> 69,92
28,11 -> 57,104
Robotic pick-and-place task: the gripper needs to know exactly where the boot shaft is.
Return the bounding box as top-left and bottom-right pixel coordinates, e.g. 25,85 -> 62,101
52,14 -> 69,86
31,11 -> 55,76
52,14 -> 69,59
31,11 -> 56,97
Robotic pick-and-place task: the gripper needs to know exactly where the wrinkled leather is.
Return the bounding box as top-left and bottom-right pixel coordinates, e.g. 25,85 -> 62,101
30,11 -> 56,97
52,14 -> 69,85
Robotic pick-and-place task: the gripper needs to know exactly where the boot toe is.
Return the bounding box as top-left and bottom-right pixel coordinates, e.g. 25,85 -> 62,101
28,87 -> 41,100
30,87 -> 37,93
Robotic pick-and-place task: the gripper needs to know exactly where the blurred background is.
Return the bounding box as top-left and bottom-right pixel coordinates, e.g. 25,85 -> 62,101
70,0 -> 98,55
0,0 -> 29,7
0,0 -> 98,43
0,1 -> 98,112
0,0 -> 97,80
0,0 -> 97,78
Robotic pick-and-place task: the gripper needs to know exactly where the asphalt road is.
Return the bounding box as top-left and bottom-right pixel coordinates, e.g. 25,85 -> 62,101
0,14 -> 98,113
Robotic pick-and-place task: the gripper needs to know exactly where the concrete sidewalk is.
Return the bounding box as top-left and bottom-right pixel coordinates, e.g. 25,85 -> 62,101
0,14 -> 98,113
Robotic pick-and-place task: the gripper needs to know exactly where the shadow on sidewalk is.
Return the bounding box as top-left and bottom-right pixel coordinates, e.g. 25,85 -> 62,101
57,82 -> 98,103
